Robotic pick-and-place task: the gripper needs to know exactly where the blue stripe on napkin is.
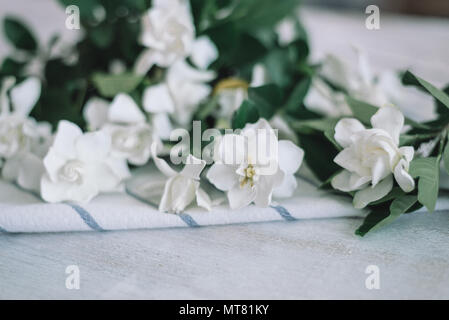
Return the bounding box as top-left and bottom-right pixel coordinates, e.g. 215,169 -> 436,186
178,213 -> 200,227
271,205 -> 296,221
67,204 -> 105,231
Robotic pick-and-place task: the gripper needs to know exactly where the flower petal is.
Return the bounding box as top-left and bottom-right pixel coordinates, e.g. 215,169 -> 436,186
167,60 -> 215,83
399,146 -> 414,162
17,152 -> 45,192
40,174 -> 99,204
10,77 -> 41,117
159,176 -> 197,213
334,118 -> 365,148
89,163 -> 121,192
76,131 -> 111,163
105,157 -> 131,180
333,147 -> 363,174
2,155 -> 21,181
227,184 -> 256,209
0,77 -> 15,116
134,49 -> 156,75
370,105 -> 404,145
108,93 -> 145,124
191,36 -> 218,70
143,83 -> 175,114
150,141 -> 177,177
278,140 -> 304,175
250,63 -> 268,87
217,133 -> 246,165
273,173 -> 297,198
180,154 -> 206,180
196,187 -> 212,211
331,170 -> 370,192
52,120 -> 83,159
353,175 -> 393,209
394,159 -> 415,192
151,113 -> 173,140
43,148 -> 67,182
371,156 -> 390,187
206,163 -> 239,191
254,170 -> 284,207
83,97 -> 109,131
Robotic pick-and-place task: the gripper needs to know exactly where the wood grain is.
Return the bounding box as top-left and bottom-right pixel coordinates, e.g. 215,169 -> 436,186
1,2 -> 449,299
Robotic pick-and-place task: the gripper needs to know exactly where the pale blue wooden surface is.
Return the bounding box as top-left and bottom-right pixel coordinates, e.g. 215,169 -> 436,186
1,1 -> 449,299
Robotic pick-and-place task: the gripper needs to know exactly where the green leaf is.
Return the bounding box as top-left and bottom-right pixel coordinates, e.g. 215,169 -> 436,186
402,70 -> 449,110
435,85 -> 449,117
232,100 -> 259,129
409,157 -> 440,212
399,133 -> 437,147
284,77 -> 311,113
264,49 -> 292,88
228,0 -> 300,31
346,95 -> 432,130
92,72 -> 143,98
369,187 -> 406,206
345,96 -> 377,124
299,133 -> 340,182
0,57 -> 26,76
3,16 -> 38,52
356,195 -> 418,236
443,139 -> 449,175
88,23 -> 114,48
248,84 -> 282,119
289,117 -> 339,134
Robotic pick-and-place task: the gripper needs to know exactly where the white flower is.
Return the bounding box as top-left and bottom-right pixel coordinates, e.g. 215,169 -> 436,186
135,0 -> 195,73
0,76 -> 51,192
331,106 -> 415,209
143,60 -> 215,127
134,0 -> 218,74
275,18 -> 297,46
151,142 -> 211,213
2,121 -> 53,193
83,93 -> 154,166
207,119 -> 304,209
308,49 -> 434,121
41,121 -> 129,203
0,77 -> 42,158
217,85 -> 248,120
190,36 -> 219,70
215,64 -> 269,120
304,78 -> 351,117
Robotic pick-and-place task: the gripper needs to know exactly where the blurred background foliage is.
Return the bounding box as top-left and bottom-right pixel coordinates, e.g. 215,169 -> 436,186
0,0 -> 311,132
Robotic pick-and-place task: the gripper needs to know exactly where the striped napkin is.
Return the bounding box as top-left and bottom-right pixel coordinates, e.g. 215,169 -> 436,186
0,164 -> 393,233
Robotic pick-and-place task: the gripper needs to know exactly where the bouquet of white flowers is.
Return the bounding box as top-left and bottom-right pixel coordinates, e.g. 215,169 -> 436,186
1,0 -> 448,236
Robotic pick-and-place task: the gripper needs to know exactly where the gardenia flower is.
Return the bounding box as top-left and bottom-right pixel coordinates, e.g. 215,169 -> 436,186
207,119 -> 304,209
143,60 -> 215,127
215,64 -> 268,121
331,105 -> 415,209
151,142 -> 211,213
137,0 -> 195,70
135,0 -> 218,75
0,76 -> 52,192
83,93 -> 154,166
306,50 -> 431,120
41,121 -> 129,203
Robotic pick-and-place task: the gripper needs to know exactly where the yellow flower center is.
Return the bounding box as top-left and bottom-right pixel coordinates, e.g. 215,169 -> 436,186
213,78 -> 249,95
240,164 -> 256,188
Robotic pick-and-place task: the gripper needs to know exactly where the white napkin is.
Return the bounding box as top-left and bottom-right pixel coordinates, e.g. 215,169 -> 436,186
0,162 -> 372,233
